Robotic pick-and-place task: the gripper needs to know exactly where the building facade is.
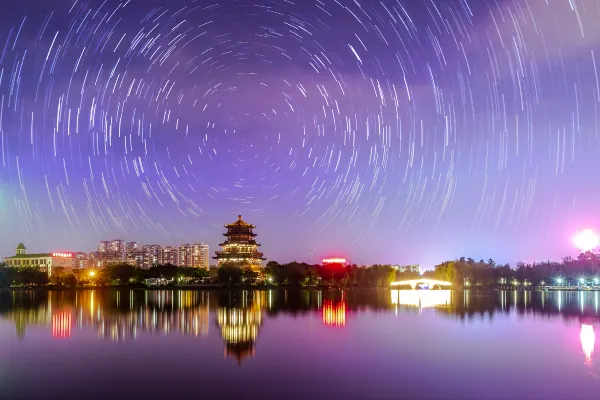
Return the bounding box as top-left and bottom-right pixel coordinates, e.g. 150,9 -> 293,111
214,215 -> 265,270
157,246 -> 178,266
192,243 -> 210,270
176,243 -> 210,270
89,241 -> 209,269
3,243 -> 79,275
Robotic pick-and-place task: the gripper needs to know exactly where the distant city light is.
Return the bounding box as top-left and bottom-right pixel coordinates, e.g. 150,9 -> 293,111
573,229 -> 600,252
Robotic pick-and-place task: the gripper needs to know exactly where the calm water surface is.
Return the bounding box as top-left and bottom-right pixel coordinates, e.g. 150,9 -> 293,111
1,289 -> 599,399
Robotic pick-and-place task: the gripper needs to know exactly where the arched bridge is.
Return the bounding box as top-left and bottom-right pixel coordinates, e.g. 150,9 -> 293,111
390,279 -> 452,290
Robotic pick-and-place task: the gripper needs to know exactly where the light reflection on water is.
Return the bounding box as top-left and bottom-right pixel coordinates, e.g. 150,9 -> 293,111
391,289 -> 451,309
581,324 -> 596,365
1,291 -> 598,356
1,288 -> 600,392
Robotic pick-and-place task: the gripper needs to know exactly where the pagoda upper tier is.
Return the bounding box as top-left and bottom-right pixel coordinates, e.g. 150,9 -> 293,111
214,215 -> 265,269
223,215 -> 257,236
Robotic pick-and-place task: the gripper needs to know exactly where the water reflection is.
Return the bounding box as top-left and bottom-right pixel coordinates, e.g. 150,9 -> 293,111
581,325 -> 595,364
322,299 -> 346,327
216,291 -> 264,363
391,289 -> 451,309
2,289 -> 600,365
52,311 -> 71,339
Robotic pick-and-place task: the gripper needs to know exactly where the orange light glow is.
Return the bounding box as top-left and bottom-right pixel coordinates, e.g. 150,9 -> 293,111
52,311 -> 72,339
574,230 -> 600,252
581,324 -> 595,364
322,300 -> 346,327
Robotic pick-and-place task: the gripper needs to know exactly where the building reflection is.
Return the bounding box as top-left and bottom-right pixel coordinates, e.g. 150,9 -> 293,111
216,291 -> 265,364
52,311 -> 72,339
3,288 -> 600,366
0,290 -> 210,341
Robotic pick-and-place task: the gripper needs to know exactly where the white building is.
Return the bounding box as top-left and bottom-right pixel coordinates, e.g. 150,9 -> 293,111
3,243 -> 80,276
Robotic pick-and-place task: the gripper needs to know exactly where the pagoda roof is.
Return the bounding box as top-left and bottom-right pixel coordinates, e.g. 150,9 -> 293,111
225,215 -> 256,229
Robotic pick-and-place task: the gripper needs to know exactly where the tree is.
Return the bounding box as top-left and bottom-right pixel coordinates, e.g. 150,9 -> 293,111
105,263 -> 138,284
63,274 -> 78,288
50,267 -> 67,285
218,264 -> 243,286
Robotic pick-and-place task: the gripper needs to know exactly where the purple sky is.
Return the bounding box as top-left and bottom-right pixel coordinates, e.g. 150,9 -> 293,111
1,0 -> 600,267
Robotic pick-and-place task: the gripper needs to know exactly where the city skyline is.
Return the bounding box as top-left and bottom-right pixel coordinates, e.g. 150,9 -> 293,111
1,0 -> 600,267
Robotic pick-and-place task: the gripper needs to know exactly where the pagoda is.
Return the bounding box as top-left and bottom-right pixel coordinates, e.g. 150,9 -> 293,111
214,215 -> 265,269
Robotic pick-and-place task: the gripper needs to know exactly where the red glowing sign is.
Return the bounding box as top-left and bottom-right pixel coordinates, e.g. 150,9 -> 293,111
52,252 -> 73,258
322,258 -> 347,264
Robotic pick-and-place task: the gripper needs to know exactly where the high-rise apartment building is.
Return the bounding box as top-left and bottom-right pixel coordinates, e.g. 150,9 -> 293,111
192,243 -> 210,270
110,240 -> 126,260
98,241 -> 110,253
157,246 -> 178,266
142,245 -> 160,268
178,244 -> 193,268
89,241 -> 208,269
126,242 -> 139,254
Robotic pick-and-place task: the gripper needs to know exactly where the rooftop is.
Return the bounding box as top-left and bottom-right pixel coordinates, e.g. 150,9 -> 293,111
225,215 -> 256,229
5,253 -> 52,259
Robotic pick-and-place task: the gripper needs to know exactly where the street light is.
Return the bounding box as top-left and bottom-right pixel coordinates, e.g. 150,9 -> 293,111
555,278 -> 563,286
89,270 -> 96,278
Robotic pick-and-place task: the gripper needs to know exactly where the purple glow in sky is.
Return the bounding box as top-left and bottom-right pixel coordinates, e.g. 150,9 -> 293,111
1,0 -> 600,266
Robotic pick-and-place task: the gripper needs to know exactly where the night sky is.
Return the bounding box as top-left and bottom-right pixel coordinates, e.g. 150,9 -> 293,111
0,0 -> 599,267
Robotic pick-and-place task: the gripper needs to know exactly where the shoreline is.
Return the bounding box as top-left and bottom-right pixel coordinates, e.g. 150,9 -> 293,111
3,285 -> 600,292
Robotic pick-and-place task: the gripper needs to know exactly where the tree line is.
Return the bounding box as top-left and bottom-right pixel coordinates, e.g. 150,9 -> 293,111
0,263 -> 209,288
3,251 -> 600,289
431,252 -> 600,287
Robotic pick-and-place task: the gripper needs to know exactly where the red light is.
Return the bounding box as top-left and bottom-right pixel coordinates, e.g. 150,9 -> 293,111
322,258 -> 347,264
53,252 -> 73,258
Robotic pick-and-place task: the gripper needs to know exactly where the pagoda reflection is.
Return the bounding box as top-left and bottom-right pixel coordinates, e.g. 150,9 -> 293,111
216,291 -> 265,364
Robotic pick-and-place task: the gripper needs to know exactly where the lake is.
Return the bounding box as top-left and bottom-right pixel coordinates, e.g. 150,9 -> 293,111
0,289 -> 599,399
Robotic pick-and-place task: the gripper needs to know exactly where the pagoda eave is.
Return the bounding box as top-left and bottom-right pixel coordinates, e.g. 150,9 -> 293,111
219,242 -> 260,247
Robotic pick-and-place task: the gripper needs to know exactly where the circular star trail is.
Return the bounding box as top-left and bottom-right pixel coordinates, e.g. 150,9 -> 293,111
1,0 -> 600,264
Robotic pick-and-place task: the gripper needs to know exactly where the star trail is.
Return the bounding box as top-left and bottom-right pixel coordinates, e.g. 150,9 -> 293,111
1,0 -> 600,266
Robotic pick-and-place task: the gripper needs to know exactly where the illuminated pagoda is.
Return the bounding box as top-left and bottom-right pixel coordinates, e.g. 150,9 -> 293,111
214,215 -> 265,270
